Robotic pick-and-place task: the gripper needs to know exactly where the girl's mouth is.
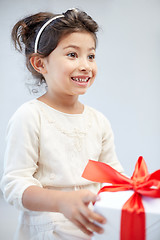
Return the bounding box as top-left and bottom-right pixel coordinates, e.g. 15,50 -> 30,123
71,77 -> 90,83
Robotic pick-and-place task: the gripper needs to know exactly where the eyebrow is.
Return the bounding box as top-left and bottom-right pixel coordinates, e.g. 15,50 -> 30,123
63,45 -> 96,51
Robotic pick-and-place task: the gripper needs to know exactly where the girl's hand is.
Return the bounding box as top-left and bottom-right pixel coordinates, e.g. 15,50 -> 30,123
58,189 -> 106,237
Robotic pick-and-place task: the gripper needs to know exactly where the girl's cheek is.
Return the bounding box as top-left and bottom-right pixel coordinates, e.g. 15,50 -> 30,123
93,65 -> 97,77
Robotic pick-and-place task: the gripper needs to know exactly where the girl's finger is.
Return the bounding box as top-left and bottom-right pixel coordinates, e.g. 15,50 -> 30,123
74,219 -> 93,236
82,191 -> 98,204
80,205 -> 106,224
77,210 -> 105,234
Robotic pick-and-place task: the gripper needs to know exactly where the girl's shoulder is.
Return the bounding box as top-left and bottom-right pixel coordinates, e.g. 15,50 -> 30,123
5,99 -> 42,137
85,105 -> 111,126
9,99 -> 41,124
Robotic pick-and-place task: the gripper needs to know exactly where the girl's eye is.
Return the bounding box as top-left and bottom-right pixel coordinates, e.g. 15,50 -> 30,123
88,54 -> 95,60
67,52 -> 77,58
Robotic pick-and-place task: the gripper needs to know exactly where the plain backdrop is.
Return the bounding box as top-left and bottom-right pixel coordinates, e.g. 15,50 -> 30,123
0,0 -> 160,238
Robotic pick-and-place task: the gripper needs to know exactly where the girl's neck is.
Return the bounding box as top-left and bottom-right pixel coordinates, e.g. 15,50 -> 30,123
37,92 -> 84,114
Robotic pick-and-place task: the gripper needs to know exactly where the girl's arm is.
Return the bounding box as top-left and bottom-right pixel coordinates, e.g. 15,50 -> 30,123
22,185 -> 106,236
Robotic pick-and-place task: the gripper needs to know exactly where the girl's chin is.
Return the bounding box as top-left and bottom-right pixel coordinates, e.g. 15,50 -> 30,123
74,88 -> 90,96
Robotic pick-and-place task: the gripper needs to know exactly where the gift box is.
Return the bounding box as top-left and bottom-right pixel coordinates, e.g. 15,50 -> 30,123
92,191 -> 160,240
82,156 -> 160,240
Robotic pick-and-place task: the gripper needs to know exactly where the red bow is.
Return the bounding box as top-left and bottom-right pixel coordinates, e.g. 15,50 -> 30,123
82,156 -> 160,240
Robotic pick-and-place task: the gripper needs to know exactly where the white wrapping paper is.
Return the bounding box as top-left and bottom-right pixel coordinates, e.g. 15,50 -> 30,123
92,190 -> 160,240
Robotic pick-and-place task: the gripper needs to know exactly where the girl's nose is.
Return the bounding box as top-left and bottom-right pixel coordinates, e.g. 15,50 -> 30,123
78,59 -> 91,72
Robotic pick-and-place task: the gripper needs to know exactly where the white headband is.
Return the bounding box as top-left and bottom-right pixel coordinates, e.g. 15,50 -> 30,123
34,14 -> 64,53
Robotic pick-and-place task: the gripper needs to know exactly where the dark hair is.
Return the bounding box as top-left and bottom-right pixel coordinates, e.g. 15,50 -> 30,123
11,9 -> 99,85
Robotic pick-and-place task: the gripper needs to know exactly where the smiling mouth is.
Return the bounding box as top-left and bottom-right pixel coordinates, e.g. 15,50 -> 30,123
71,77 -> 90,83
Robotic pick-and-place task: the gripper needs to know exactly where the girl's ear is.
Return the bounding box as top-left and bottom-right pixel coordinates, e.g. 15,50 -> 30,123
30,56 -> 47,74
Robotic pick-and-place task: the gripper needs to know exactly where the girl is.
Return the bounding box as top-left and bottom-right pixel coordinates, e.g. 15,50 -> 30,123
1,8 -> 124,240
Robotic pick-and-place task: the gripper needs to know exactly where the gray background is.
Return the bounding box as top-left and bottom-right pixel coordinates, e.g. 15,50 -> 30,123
0,0 -> 160,239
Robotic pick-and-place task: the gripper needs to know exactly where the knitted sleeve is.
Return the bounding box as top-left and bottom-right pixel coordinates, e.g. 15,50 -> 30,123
98,113 -> 124,173
0,102 -> 42,211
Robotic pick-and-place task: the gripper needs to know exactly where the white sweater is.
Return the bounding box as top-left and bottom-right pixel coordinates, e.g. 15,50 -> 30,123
0,99 -> 124,239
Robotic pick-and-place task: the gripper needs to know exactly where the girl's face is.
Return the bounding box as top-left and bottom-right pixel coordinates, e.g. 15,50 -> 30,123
43,31 -> 97,97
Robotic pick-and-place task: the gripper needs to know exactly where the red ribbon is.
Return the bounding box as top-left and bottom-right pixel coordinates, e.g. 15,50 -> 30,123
82,156 -> 160,240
